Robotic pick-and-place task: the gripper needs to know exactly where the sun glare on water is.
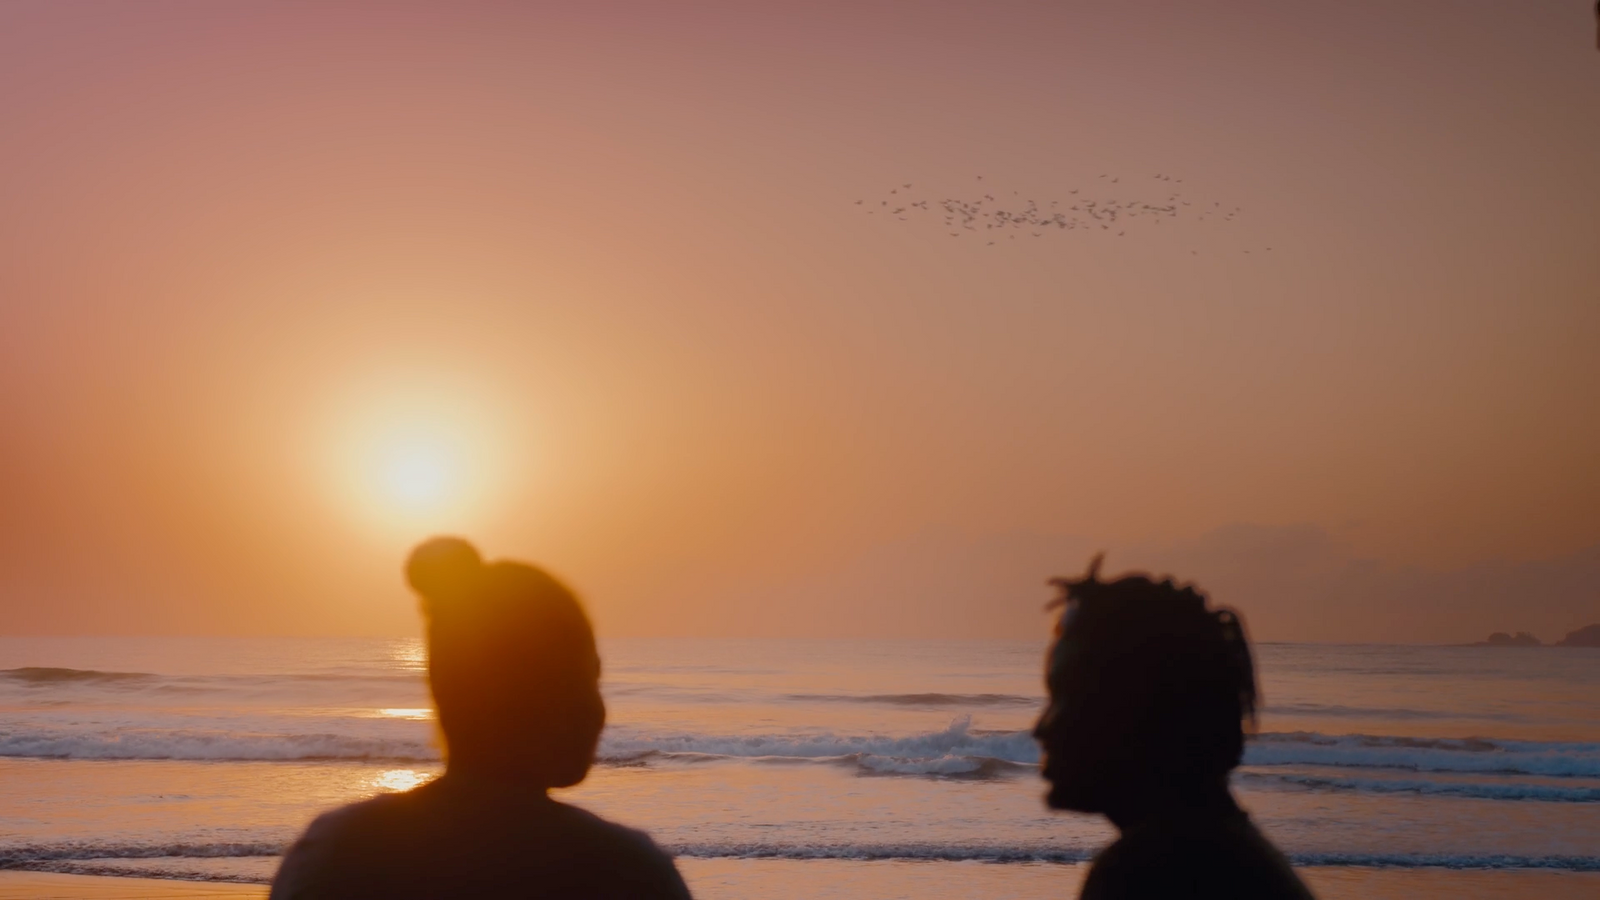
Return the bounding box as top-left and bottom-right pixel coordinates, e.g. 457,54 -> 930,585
378,708 -> 435,720
373,769 -> 434,792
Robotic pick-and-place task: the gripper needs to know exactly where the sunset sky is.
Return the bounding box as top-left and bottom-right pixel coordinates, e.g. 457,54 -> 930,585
2,1 -> 1596,643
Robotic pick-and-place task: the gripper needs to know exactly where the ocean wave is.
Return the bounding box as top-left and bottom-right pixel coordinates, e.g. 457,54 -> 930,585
0,842 -> 284,864
1246,732 -> 1600,778
0,718 -> 1035,772
4,841 -> 1599,874
1241,771 -> 1600,802
0,730 -> 438,762
853,753 -> 1034,778
7,716 -> 1596,784
1286,852 -> 1600,871
668,845 -> 1600,870
668,843 -> 1094,863
599,748 -> 1030,779
1262,703 -> 1523,723
598,717 -> 1041,775
784,693 -> 1040,707
0,667 -> 155,685
0,668 -> 423,687
13,860 -> 272,885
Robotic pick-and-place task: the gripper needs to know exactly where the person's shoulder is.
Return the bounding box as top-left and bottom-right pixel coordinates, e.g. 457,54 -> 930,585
1081,816 -> 1313,900
1227,816 -> 1314,898
269,791 -> 426,900
544,799 -> 678,860
1081,829 -> 1181,899
298,789 -> 425,845
542,800 -> 692,898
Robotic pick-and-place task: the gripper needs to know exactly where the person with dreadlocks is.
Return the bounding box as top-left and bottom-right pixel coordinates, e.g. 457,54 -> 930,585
270,537 -> 692,900
1034,556 -> 1313,899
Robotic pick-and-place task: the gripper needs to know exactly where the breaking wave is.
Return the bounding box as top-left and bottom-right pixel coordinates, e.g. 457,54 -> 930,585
598,716 -> 1039,778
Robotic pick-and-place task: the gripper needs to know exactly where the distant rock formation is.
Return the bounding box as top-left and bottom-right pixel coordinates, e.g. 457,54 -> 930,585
1478,631 -> 1542,646
1556,624 -> 1600,648
1470,626 -> 1600,647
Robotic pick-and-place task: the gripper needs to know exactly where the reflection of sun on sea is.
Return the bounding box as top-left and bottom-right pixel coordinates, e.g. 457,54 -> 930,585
373,769 -> 434,792
378,707 -> 434,720
388,639 -> 426,671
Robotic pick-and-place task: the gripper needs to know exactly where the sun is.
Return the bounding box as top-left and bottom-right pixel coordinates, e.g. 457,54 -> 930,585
376,435 -> 460,512
354,422 -> 478,527
320,379 -> 514,537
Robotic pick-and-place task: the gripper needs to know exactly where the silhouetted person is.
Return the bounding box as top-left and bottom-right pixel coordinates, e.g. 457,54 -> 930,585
270,538 -> 692,900
1034,557 -> 1313,899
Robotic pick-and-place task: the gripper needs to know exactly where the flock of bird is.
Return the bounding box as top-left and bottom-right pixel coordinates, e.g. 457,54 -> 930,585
855,174 -> 1270,254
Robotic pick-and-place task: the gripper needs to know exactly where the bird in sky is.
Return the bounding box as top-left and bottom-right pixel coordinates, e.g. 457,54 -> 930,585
855,175 -> 1251,253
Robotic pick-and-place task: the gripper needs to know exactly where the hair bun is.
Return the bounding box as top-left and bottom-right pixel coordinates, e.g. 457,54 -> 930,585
405,536 -> 483,613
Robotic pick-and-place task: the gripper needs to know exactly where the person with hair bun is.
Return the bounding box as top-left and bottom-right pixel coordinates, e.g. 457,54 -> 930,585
1034,556 -> 1313,899
270,538 -> 692,900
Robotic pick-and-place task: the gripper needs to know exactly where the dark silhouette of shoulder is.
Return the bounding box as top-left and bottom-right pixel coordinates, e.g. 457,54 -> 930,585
1082,809 -> 1311,900
270,774 -> 691,900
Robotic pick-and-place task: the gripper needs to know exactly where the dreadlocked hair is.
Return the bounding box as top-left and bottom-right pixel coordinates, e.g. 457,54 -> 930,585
1047,554 -> 1259,777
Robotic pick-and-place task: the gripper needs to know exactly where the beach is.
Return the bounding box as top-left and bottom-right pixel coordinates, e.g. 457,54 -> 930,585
2,637 -> 1597,899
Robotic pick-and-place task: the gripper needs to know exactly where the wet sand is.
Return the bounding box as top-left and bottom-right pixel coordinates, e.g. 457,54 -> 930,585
6,865 -> 1600,899
0,872 -> 264,898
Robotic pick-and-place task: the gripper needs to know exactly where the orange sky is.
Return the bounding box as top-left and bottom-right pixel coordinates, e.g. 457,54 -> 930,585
1,1 -> 1596,643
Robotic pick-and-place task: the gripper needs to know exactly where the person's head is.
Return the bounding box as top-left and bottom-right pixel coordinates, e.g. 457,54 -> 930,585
1033,556 -> 1257,813
405,537 -> 604,788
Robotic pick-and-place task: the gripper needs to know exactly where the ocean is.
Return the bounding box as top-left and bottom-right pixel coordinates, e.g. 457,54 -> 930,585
0,637 -> 1597,899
